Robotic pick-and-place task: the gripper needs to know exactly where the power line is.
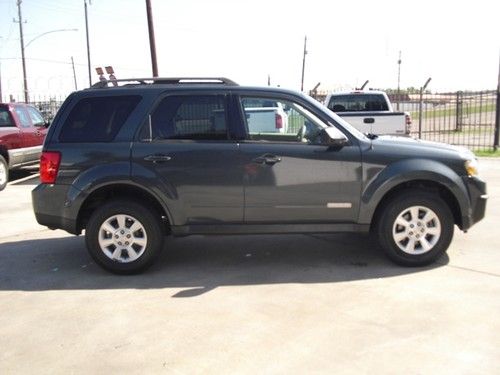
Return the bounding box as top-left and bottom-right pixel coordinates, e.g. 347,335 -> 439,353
0,56 -> 87,66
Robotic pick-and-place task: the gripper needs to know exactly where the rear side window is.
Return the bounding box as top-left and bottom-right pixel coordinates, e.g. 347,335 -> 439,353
59,95 -> 141,142
150,95 -> 228,140
0,108 -> 15,127
328,94 -> 389,112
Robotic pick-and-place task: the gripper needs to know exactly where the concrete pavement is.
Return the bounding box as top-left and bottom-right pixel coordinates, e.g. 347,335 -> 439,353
0,161 -> 499,374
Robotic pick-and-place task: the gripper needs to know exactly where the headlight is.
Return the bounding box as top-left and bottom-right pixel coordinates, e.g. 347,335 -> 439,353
465,159 -> 479,176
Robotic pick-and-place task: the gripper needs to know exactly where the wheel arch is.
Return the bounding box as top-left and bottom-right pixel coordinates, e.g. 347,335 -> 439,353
369,180 -> 463,232
0,146 -> 9,163
76,182 -> 173,234
361,159 -> 469,230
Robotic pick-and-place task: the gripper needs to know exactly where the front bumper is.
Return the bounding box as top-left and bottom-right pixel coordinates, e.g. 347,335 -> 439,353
461,176 -> 487,231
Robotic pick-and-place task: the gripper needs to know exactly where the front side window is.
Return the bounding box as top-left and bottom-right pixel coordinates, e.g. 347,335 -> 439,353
0,108 -> 14,127
240,96 -> 326,144
59,95 -> 141,142
150,95 -> 228,140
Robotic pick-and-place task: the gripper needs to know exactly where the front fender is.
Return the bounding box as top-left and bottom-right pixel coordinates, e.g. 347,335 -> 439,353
359,158 -> 469,224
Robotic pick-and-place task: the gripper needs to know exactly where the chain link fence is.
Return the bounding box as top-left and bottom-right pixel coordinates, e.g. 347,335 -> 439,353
1,94 -> 65,122
310,89 -> 499,151
3,89 -> 499,151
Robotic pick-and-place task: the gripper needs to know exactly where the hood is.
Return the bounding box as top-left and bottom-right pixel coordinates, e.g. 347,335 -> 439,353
376,135 -> 472,152
369,135 -> 475,161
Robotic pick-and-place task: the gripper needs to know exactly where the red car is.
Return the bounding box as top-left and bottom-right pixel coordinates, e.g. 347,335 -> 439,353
0,102 -> 49,190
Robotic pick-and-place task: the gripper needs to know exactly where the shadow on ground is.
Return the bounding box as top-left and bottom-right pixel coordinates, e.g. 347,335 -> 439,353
8,166 -> 39,185
0,233 -> 448,296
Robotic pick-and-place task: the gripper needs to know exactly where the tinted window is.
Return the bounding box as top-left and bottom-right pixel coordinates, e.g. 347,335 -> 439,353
14,106 -> 31,127
150,95 -> 227,140
59,96 -> 141,142
327,94 -> 389,112
0,108 -> 15,127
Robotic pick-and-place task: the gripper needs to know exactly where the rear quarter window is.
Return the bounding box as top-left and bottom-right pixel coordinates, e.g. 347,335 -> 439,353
59,95 -> 141,142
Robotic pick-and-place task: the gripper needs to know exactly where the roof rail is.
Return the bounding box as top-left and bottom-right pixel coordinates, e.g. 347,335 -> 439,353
90,77 -> 238,89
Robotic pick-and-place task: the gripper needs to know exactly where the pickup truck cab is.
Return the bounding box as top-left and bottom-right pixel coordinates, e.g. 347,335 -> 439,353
324,90 -> 411,136
32,77 -> 486,274
0,103 -> 49,190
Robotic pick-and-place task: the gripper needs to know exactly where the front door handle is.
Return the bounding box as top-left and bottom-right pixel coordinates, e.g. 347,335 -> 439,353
363,117 -> 375,124
144,154 -> 172,163
252,153 -> 282,165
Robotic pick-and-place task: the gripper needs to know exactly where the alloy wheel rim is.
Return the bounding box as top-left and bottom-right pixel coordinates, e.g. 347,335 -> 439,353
98,214 -> 148,263
392,206 -> 441,255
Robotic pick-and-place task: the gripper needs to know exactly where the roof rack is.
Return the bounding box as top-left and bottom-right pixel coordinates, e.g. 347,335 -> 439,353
90,77 -> 238,89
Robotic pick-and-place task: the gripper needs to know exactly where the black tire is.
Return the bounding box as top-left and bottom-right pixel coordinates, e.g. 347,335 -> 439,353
376,190 -> 454,266
0,155 -> 8,191
85,199 -> 165,274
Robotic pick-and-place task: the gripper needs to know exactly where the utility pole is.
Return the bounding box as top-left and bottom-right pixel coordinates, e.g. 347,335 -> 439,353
145,0 -> 158,77
397,50 -> 401,111
0,60 -> 3,102
71,56 -> 78,90
300,36 -> 307,92
14,0 -> 28,103
494,52 -> 500,150
418,77 -> 432,139
0,36 -> 3,101
84,0 -> 92,86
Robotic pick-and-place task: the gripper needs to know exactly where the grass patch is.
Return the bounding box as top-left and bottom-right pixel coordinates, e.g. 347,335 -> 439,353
474,149 -> 500,157
411,103 -> 496,120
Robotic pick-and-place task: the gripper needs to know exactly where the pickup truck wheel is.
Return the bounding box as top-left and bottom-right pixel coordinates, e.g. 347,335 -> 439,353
0,155 -> 8,191
377,191 -> 454,266
85,200 -> 164,274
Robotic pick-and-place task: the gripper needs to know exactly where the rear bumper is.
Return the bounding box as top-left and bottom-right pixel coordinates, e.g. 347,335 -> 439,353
32,183 -> 81,235
461,176 -> 487,231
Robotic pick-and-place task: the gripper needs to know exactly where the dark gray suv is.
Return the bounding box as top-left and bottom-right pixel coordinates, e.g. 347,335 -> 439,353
32,78 -> 487,273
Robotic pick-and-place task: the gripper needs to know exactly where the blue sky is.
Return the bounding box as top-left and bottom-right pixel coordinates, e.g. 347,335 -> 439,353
0,0 -> 499,99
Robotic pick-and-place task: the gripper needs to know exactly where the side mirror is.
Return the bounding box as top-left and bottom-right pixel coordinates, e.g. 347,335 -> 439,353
44,120 -> 51,128
320,127 -> 348,147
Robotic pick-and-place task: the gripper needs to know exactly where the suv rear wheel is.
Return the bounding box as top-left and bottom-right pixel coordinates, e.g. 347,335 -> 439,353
85,200 -> 164,274
377,190 -> 454,266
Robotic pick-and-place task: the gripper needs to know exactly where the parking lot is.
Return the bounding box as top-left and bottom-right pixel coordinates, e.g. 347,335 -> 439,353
1,160 -> 499,373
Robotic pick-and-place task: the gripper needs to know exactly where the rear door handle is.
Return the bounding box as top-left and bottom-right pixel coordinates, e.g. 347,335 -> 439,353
363,117 -> 375,124
252,153 -> 282,165
144,154 -> 172,163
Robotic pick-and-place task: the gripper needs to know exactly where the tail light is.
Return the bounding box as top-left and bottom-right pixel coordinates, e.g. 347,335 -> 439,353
275,114 -> 283,129
40,151 -> 61,184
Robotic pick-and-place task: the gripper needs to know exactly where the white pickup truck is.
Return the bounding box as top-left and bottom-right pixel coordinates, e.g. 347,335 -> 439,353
324,90 -> 412,136
241,98 -> 289,134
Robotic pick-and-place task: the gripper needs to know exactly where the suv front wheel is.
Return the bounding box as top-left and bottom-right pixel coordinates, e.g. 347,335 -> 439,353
377,190 -> 454,266
85,200 -> 164,274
